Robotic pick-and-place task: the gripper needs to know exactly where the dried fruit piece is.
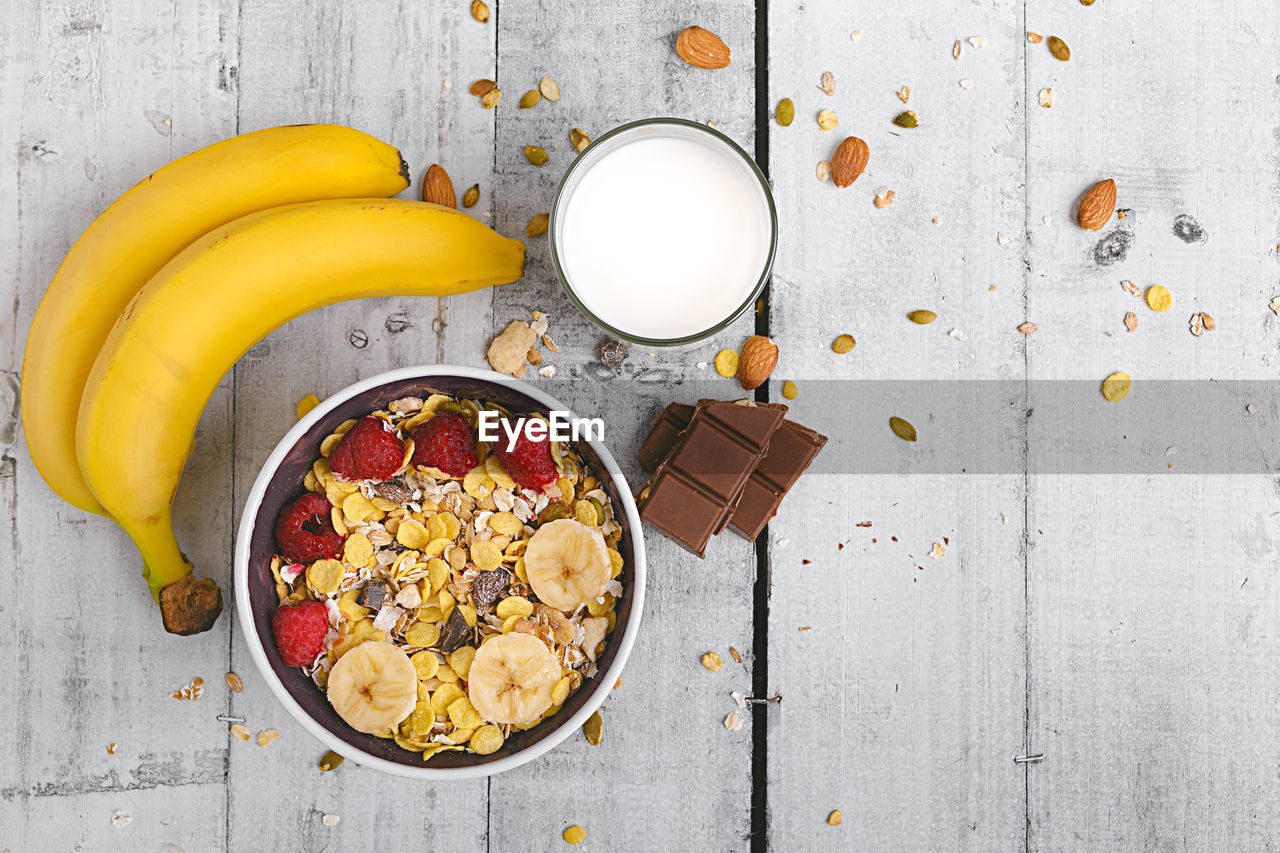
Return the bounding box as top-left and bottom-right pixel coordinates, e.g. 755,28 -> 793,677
1076,179 -> 1116,231
1101,372 -> 1131,402
1145,285 -> 1172,312
1048,35 -> 1070,61
832,334 -> 855,353
462,184 -> 480,208
738,335 -> 779,390
1018,322 -> 1038,334
830,136 -> 869,188
828,810 -> 843,826
539,77 -> 560,101
598,336 -> 629,368
523,146 -> 549,165
702,651 -> 723,671
781,380 -> 798,400
1124,312 -> 1138,332
421,164 -> 456,208
570,128 -> 591,152
908,310 -> 937,325
675,26 -> 731,69
819,71 -> 836,95
714,348 -> 739,377
319,750 -> 345,771
776,98 -> 795,127
519,90 -> 541,109
890,416 -> 917,442
817,109 -> 838,130
481,88 -> 503,109
1038,88 -> 1054,108
470,0 -> 489,23
893,111 -> 918,128
583,710 -> 603,745
527,213 -> 549,237
470,79 -> 496,96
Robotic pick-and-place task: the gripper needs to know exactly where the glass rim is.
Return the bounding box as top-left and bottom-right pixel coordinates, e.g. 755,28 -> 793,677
547,117 -> 779,348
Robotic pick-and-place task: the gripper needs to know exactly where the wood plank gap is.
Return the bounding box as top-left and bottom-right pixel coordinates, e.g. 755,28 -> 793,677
1020,1 -> 1032,849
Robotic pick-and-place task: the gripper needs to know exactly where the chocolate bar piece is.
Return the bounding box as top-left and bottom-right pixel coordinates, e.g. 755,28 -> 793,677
637,403 -> 694,473
638,400 -> 787,556
727,420 -> 827,540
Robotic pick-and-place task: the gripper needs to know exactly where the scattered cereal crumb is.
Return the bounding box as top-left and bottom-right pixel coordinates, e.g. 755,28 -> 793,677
828,810 -> 843,826
1018,322 -> 1038,334
931,217 -> 941,225
112,811 -> 131,828
729,646 -> 743,663
930,542 -> 946,559
897,85 -> 910,103
614,677 -> 622,689
952,39 -> 962,60
296,394 -> 320,420
487,321 -> 538,377
702,651 -> 724,672
1027,31 -> 1044,43
816,160 -> 832,182
1037,88 -> 1054,108
1000,512 -> 1009,524
819,71 -> 836,95
949,328 -> 966,341
231,724 -> 251,742
322,814 -> 341,827
563,825 -> 586,845
989,284 -> 997,292
538,365 -> 556,378
1121,280 -> 1140,296
873,187 -> 895,208
530,310 -> 550,336
542,333 -> 560,353
171,676 -> 204,701
443,79 -> 452,89
695,361 -> 708,370
1247,403 -> 1259,414
731,691 -> 747,708
1189,313 -> 1214,336
107,742 -> 117,755
799,626 -> 811,632
778,538 -> 790,547
850,29 -> 863,41
1042,214 -> 1052,225
257,729 -> 280,748
1270,295 -> 1280,315
1124,312 -> 1137,332
724,710 -> 745,732
959,78 -> 973,90
225,672 -> 243,693
969,35 -> 987,48
997,232 -> 1010,245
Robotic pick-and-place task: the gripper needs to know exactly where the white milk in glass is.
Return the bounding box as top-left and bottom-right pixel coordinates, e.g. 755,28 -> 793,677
555,130 -> 772,341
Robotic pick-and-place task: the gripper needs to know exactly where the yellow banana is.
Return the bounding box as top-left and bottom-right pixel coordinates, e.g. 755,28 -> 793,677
77,199 -> 525,634
22,125 -> 409,515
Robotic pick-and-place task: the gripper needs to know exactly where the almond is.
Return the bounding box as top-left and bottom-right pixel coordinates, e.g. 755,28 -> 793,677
421,164 -> 456,208
738,335 -> 779,391
1076,178 -> 1115,231
676,26 -> 731,69
830,136 -> 870,188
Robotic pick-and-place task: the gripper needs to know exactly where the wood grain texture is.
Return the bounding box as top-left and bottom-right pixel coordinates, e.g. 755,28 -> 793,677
764,0 -> 1028,848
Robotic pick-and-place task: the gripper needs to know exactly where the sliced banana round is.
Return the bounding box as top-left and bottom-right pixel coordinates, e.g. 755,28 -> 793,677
467,633 -> 561,724
523,518 -> 611,611
326,640 -> 418,734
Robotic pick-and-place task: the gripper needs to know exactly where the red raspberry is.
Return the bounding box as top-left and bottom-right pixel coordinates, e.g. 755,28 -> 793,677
329,416 -> 404,482
272,600 -> 330,667
493,419 -> 558,491
410,412 -> 479,476
274,493 -> 345,564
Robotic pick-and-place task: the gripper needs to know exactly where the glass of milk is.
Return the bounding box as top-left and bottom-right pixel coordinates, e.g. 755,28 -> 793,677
549,118 -> 777,347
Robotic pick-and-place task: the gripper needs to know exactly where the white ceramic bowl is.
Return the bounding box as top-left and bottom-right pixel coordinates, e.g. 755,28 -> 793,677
234,365 -> 646,779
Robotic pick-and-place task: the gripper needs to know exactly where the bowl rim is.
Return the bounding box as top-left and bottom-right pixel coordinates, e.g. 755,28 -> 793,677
233,364 -> 647,780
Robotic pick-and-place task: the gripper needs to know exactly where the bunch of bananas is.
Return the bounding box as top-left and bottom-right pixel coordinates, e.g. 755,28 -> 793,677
21,125 -> 526,635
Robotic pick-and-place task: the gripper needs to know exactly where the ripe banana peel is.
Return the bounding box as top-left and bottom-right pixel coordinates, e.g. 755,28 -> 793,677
77,199 -> 526,634
22,124 -> 409,516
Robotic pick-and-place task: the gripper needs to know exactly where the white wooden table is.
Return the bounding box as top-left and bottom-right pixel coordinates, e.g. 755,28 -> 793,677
3,1 -> 1279,850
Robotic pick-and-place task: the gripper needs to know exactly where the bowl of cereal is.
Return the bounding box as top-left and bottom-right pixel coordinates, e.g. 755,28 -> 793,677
234,365 -> 644,779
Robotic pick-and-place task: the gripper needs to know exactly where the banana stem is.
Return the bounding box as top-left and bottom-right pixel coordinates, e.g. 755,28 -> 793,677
129,517 -> 223,635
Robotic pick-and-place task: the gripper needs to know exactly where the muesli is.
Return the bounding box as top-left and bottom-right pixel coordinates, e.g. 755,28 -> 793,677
267,394 -> 623,761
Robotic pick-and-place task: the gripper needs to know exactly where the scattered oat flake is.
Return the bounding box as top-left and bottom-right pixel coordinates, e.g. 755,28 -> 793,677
724,710 -> 745,732
819,71 -> 836,95
949,328 -> 966,341
952,40 -> 962,59
816,160 -> 832,182
969,36 -> 987,48
112,811 -> 131,828
799,626 -> 811,632
1018,322 -> 1038,334
930,542 -> 946,559
1124,312 -> 1138,332
1270,296 -> 1280,315
851,29 -> 863,41
538,365 -> 556,378
322,814 -> 341,827
1121,280 -> 1140,296
897,85 -> 910,103
1189,313 -> 1214,336
959,79 -> 973,90
731,691 -> 747,709
257,729 -> 280,748
542,333 -> 560,353
997,232 -> 1010,245
231,724 -> 251,742
1027,31 -> 1044,43
1000,512 -> 1009,524
225,672 -> 243,693
1038,88 -> 1054,108
107,742 -> 117,755
1202,313 -> 1216,331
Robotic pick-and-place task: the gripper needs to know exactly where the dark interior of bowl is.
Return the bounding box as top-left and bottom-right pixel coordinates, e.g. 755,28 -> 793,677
246,374 -> 636,770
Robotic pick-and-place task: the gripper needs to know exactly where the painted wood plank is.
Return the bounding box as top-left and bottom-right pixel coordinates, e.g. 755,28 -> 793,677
485,1 -> 761,849
1024,0 -> 1280,847
1,3 -> 239,840
765,0 -> 1029,847
224,1 -> 495,848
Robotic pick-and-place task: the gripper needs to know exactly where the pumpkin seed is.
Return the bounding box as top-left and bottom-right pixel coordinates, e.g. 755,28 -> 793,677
817,109 -> 838,130
1048,35 -> 1070,61
583,710 -> 603,745
470,0 -> 489,22
526,213 -> 549,237
519,90 -> 541,109
480,88 -> 503,109
893,110 -> 918,128
889,416 -> 917,442
908,310 -> 937,325
832,334 -> 856,353
1080,0 -> 1096,5
523,145 -> 549,165
462,184 -> 480,208
570,128 -> 591,152
319,750 -> 345,771
776,97 -> 795,127
539,77 -> 560,101
470,79 -> 496,96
